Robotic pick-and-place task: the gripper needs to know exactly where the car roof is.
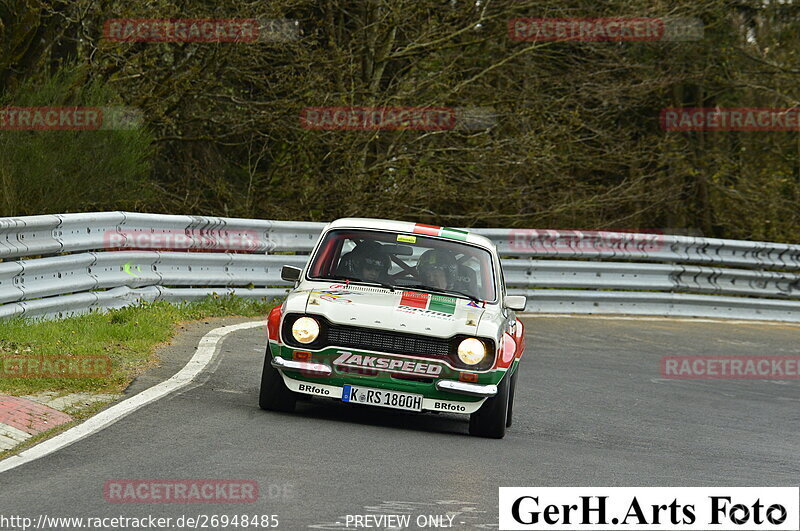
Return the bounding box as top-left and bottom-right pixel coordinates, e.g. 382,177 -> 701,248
324,217 -> 496,252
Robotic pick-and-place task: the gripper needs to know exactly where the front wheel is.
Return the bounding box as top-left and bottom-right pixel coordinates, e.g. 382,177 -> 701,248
259,350 -> 297,412
506,366 -> 518,428
469,372 -> 510,439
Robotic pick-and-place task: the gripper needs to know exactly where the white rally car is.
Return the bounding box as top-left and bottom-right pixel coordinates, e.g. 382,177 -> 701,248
260,218 -> 526,438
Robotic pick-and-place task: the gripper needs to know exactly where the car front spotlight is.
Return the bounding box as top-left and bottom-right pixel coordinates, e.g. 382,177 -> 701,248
292,316 -> 320,344
457,338 -> 486,365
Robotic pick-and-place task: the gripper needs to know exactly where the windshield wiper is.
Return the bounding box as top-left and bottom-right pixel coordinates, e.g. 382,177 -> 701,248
323,275 -> 395,292
403,284 -> 481,305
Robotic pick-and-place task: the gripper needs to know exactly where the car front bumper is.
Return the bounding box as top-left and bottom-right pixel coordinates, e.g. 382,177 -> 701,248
272,358 -> 493,414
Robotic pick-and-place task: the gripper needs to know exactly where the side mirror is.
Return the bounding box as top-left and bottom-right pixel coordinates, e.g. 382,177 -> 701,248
504,295 -> 527,312
281,265 -> 302,282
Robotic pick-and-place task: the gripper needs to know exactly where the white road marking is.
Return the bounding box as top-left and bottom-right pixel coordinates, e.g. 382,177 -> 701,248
0,321 -> 263,474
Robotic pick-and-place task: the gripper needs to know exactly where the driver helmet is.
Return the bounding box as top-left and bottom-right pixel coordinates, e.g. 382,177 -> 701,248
417,249 -> 458,290
350,240 -> 390,282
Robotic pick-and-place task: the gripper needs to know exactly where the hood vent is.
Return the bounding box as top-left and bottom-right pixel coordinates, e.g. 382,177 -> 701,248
337,285 -> 391,294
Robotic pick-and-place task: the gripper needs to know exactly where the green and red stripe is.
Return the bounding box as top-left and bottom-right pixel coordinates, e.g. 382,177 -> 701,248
412,224 -> 468,241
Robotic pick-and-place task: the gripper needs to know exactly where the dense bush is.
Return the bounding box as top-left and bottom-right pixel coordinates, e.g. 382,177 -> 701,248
1,0 -> 798,242
0,66 -> 154,216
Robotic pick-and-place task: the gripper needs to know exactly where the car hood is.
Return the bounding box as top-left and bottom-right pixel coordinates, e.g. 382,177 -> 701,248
288,281 -> 489,338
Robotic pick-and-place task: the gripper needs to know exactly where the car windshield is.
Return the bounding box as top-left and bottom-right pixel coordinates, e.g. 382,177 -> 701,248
307,229 -> 497,301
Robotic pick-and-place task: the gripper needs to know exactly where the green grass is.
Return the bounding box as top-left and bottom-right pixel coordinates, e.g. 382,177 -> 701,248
0,295 -> 279,396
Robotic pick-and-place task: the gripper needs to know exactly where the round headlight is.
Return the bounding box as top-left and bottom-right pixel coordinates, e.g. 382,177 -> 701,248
457,338 -> 486,365
292,317 -> 320,344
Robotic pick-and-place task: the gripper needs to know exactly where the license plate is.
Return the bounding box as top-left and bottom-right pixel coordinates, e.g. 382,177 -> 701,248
342,385 -> 423,412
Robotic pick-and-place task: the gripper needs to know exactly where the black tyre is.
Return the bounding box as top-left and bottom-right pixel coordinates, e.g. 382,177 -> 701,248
469,371 -> 510,439
259,351 -> 297,412
506,366 -> 518,428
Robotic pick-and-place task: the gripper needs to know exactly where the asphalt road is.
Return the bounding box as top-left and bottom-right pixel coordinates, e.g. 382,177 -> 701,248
0,316 -> 798,530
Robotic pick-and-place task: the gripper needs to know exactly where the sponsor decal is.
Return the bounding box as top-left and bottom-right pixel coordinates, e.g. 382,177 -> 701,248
322,287 -> 363,296
465,312 -> 478,326
400,291 -> 430,309
429,295 -> 456,314
499,487 -> 799,530
306,288 -> 365,304
396,305 -> 457,320
432,401 -> 467,412
324,284 -> 373,294
333,351 -> 442,376
412,224 -> 469,241
397,234 -> 417,244
661,356 -> 800,379
298,288 -> 361,297
314,291 -> 353,304
298,383 -> 331,395
400,291 -> 456,315
318,294 -> 351,303
661,108 -> 800,131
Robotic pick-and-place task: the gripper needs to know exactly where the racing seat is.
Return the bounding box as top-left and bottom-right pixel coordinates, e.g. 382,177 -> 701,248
336,251 -> 358,277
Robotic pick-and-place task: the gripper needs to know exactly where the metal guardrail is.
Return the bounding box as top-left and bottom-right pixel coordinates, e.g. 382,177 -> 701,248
1,211 -> 799,322
482,229 -> 800,269
502,260 -> 800,299
0,212 -> 321,258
